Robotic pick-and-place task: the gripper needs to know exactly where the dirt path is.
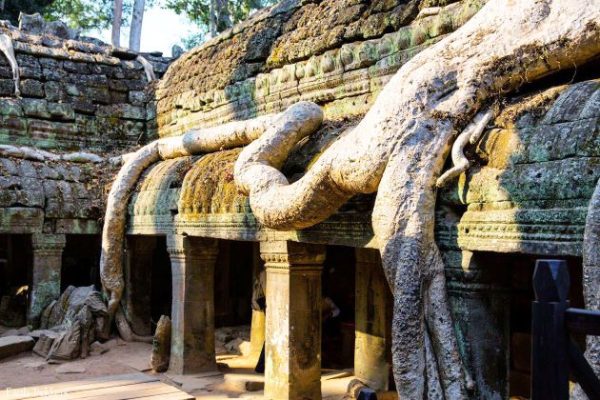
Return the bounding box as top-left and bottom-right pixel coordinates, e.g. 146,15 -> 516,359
0,339 -> 364,399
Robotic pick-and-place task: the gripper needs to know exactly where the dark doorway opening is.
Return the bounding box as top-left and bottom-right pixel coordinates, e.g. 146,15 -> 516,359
322,245 -> 356,370
61,234 -> 102,291
0,235 -> 31,327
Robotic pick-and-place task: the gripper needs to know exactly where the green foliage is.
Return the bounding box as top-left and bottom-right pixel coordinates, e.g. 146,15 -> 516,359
0,0 -> 159,32
168,0 -> 277,50
0,0 -> 54,25
43,0 -> 115,30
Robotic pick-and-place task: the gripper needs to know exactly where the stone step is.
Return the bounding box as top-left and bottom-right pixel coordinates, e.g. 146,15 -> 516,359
0,335 -> 34,359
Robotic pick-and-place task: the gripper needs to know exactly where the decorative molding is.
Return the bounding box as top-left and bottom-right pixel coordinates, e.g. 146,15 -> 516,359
31,233 -> 66,251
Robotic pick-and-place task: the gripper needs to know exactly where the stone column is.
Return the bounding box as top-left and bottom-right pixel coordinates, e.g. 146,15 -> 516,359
446,250 -> 511,399
123,235 -> 157,336
261,240 -> 325,400
28,233 -> 66,328
167,235 -> 219,375
354,248 -> 392,391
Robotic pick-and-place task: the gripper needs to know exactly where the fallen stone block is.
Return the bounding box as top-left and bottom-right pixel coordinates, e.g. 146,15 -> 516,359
32,330 -> 59,357
17,326 -> 31,336
30,329 -> 58,341
0,328 -> 19,338
0,335 -> 34,359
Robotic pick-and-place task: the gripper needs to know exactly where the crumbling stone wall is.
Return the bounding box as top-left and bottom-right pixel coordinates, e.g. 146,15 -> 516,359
0,19 -> 172,154
0,18 -> 173,234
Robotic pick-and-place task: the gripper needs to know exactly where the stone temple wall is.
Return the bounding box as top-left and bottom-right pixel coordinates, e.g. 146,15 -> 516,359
0,21 -> 172,153
0,19 -> 173,234
156,0 -> 485,137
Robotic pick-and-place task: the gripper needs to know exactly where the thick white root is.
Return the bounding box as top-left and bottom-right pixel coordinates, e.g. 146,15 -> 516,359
435,109 -> 494,188
136,55 -> 156,82
0,144 -> 106,163
0,33 -> 19,97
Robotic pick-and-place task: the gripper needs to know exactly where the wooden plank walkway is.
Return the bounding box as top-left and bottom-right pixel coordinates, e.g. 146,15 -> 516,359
0,373 -> 194,400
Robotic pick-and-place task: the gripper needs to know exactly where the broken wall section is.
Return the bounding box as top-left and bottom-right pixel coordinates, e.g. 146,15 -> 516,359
0,16 -> 173,154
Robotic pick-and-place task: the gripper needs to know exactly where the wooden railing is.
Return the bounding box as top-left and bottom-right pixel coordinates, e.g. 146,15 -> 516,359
532,259 -> 600,400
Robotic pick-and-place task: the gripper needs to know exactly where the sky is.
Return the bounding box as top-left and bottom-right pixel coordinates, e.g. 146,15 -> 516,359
89,5 -> 199,57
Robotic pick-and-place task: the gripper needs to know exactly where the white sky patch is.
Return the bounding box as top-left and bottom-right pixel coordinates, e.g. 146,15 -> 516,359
87,6 -> 199,57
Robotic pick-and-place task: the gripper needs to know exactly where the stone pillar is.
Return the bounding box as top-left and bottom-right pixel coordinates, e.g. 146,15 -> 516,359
354,248 -> 392,391
261,240 -> 325,400
123,235 -> 157,336
28,233 -> 66,328
446,250 -> 510,399
167,235 -> 218,374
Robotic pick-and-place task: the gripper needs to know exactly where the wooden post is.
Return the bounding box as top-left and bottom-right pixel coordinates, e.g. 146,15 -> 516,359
531,259 -> 570,400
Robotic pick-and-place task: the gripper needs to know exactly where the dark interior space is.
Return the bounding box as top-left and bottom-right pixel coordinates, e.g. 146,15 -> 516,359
506,254 -> 584,399
322,245 -> 356,369
61,234 -> 102,291
214,240 -> 257,327
150,237 -> 172,327
0,235 -> 32,327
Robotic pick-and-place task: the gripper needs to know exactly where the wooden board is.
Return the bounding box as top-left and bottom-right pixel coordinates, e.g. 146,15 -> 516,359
0,373 -> 194,400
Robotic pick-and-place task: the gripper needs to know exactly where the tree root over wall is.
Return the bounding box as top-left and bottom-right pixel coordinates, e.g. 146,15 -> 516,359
101,0 -> 600,397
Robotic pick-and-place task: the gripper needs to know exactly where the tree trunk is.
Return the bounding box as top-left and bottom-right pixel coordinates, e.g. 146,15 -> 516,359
215,0 -> 231,33
209,0 -> 217,38
129,0 -> 146,52
111,0 -> 123,47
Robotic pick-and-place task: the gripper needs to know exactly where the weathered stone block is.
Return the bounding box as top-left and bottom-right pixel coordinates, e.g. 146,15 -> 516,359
63,61 -> 91,74
0,100 -> 24,117
20,80 -> 45,98
64,83 -> 80,96
0,79 -> 17,96
22,99 -> 50,119
97,104 -> 146,120
129,91 -> 147,105
44,81 -> 65,102
71,100 -> 97,115
0,336 -> 34,360
48,103 -> 75,121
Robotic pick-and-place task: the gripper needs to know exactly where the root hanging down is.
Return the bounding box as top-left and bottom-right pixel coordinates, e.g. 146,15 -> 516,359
136,55 -> 156,82
0,33 -> 19,97
100,0 -> 600,396
435,108 -> 494,188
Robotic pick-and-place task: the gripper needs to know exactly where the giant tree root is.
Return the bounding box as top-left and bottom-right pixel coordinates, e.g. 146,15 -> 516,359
100,108 -> 321,318
233,1 -> 600,397
101,0 -> 600,397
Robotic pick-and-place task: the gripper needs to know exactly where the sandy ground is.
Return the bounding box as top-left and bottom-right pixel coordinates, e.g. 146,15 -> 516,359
0,338 -> 368,399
